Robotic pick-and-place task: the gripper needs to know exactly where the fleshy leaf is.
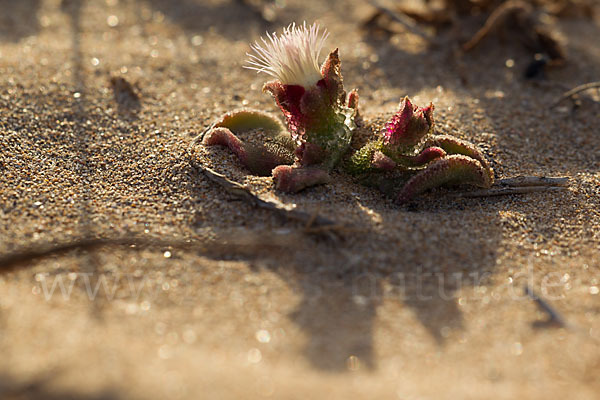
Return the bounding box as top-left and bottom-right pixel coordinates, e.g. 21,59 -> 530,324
347,89 -> 359,111
412,146 -> 446,166
263,82 -> 307,139
300,84 -> 336,132
272,165 -> 331,193
392,146 -> 447,167
384,97 -> 413,145
213,109 -> 286,136
424,135 -> 494,183
346,141 -> 381,175
396,155 -> 493,204
264,79 -> 346,149
384,97 -> 434,149
320,48 -> 345,106
203,127 -> 294,176
203,127 -> 247,163
371,151 -> 396,171
295,142 -> 327,166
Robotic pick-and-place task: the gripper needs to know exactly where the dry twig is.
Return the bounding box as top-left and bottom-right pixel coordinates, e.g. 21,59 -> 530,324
550,81 -> 600,108
189,131 -> 348,239
496,176 -> 569,187
461,0 -> 565,74
462,1 -> 533,52
454,185 -> 566,198
365,0 -> 432,41
452,175 -> 569,198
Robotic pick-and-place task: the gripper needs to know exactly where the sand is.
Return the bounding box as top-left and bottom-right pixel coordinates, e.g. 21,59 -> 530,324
0,0 -> 599,399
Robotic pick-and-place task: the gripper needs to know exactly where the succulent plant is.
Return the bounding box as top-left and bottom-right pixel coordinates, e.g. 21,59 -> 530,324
347,97 -> 494,203
202,22 -> 494,203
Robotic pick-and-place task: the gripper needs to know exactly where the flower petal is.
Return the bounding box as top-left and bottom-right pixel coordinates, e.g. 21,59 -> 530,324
245,22 -> 327,87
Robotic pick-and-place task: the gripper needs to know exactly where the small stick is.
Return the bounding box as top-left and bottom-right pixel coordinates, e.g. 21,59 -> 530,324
496,176 -> 569,187
550,81 -> 600,108
366,0 -> 432,41
462,1 -> 532,52
452,175 -> 569,198
524,285 -> 567,327
453,185 -> 566,198
195,163 -> 339,229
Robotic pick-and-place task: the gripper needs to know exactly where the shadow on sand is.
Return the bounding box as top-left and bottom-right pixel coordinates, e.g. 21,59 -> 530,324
0,0 -> 41,42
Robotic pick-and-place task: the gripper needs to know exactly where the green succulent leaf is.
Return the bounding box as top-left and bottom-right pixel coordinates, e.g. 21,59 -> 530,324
214,109 -> 285,134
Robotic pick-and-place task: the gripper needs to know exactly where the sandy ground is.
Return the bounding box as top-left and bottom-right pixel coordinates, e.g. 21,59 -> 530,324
1,0 -> 599,399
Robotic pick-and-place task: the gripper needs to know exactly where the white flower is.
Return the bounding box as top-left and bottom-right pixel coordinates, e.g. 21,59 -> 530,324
245,22 -> 329,88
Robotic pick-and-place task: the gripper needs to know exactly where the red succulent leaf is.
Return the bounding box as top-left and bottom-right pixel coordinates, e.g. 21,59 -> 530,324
203,127 -> 293,176
411,103 -> 434,137
264,79 -> 341,144
384,97 -> 414,145
295,142 -> 327,166
394,146 -> 446,167
371,151 -> 396,171
413,146 -> 445,165
263,81 -> 306,138
396,155 -> 493,204
421,104 -> 434,129
384,97 -> 434,148
299,85 -> 333,128
347,89 -> 359,112
424,135 -> 494,184
319,48 -> 345,105
272,165 -> 331,193
203,127 -> 248,164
